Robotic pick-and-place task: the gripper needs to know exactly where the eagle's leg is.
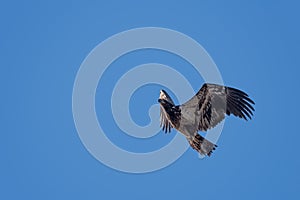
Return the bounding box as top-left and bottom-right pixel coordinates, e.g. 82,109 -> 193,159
188,134 -> 217,157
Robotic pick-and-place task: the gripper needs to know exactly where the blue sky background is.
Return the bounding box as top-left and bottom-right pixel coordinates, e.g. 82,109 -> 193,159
1,0 -> 300,199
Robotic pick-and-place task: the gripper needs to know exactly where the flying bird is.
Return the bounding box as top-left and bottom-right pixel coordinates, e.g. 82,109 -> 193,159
158,83 -> 255,157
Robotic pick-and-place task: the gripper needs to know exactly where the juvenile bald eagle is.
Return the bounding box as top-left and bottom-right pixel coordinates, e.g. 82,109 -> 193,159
158,83 -> 255,157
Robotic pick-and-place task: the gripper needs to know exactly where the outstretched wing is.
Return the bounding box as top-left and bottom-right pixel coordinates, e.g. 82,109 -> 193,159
160,106 -> 173,133
159,90 -> 175,133
181,83 -> 255,131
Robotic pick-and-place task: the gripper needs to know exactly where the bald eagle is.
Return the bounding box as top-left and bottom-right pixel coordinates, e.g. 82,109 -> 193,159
158,83 -> 255,157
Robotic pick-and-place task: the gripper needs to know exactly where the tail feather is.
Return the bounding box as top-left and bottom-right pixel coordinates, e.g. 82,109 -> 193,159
188,134 -> 217,156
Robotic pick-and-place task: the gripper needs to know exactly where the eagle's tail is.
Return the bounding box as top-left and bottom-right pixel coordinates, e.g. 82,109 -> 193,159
189,134 -> 217,156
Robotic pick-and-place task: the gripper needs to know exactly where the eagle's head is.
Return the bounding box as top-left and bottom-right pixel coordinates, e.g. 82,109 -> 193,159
158,89 -> 174,106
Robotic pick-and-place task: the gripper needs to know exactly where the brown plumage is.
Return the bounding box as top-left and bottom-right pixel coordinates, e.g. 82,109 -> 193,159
158,83 -> 255,157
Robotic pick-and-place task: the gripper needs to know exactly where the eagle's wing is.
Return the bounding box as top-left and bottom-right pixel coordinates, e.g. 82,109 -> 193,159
182,83 -> 255,131
160,106 -> 173,133
159,90 -> 176,133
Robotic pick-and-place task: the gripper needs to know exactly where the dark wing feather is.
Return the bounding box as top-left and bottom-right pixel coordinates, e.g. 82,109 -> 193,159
182,83 -> 255,131
160,106 -> 173,133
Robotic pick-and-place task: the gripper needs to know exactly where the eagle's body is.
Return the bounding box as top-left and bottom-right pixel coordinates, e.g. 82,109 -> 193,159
158,83 -> 255,156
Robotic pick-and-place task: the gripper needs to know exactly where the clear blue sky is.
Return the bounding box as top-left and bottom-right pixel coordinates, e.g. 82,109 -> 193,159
1,0 -> 300,199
